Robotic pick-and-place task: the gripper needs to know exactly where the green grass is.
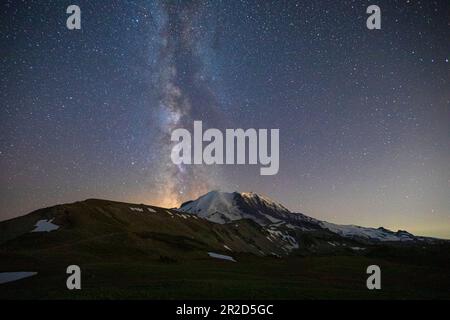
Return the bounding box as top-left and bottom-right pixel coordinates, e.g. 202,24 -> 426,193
1,254 -> 449,299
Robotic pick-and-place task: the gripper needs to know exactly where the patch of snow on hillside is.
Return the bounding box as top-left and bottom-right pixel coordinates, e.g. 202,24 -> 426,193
283,234 -> 299,250
208,252 -> 236,262
130,207 -> 144,212
266,229 -> 299,250
205,212 -> 230,224
0,272 -> 37,284
261,212 -> 282,223
147,207 -> 156,213
223,245 -> 232,251
32,219 -> 59,232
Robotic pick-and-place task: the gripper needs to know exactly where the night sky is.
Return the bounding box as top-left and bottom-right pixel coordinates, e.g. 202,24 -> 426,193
1,1 -> 449,238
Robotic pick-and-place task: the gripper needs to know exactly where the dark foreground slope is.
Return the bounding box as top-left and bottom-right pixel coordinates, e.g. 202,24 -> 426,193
0,199 -> 449,299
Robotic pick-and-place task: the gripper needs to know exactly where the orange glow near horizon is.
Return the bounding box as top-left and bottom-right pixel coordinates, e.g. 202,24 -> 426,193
142,185 -> 211,209
154,196 -> 180,209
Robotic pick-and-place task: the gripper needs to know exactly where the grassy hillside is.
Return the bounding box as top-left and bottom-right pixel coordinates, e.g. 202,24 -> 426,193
0,199 -> 287,259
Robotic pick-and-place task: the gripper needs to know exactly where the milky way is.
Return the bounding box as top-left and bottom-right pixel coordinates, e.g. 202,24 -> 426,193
150,1 -> 225,207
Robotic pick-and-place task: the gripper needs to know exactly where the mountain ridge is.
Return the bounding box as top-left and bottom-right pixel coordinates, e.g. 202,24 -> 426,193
0,191 -> 446,261
179,190 -> 440,243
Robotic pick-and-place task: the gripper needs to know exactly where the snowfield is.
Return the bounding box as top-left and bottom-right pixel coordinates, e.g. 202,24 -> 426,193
32,219 -> 59,232
0,272 -> 37,284
266,228 -> 299,250
208,252 -> 236,262
320,221 -> 415,242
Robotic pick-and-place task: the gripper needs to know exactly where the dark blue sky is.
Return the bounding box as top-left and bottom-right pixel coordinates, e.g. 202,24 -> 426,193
1,0 -> 449,237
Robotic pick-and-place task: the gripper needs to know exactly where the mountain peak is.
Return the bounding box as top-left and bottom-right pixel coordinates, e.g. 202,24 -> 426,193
240,192 -> 290,213
179,190 -> 291,224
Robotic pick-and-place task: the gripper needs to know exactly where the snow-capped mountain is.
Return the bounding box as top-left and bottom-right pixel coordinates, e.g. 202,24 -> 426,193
180,191 -> 419,243
179,191 -> 248,224
180,191 -> 309,226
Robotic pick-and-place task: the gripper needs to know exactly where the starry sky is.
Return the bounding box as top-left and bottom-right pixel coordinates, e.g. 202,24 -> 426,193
1,0 -> 449,238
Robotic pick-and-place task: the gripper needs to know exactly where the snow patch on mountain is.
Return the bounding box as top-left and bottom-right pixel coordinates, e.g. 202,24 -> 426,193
261,212 -> 282,223
320,222 -> 415,242
266,228 -> 299,251
32,219 -> 59,232
0,272 -> 38,284
208,252 -> 236,262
